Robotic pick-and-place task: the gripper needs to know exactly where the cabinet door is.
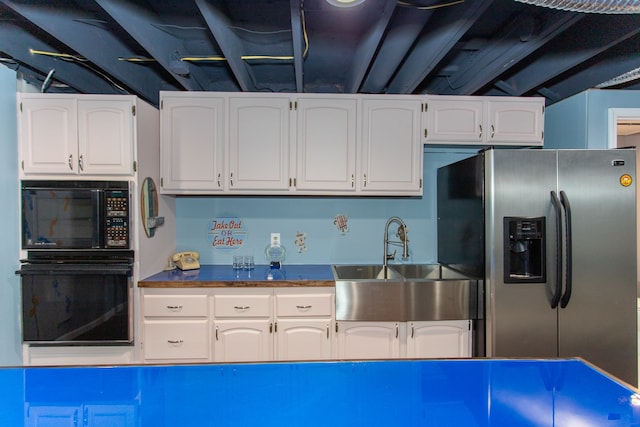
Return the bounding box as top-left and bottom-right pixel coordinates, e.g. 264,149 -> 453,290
78,99 -> 134,175
160,95 -> 225,193
360,98 -> 423,194
336,321 -> 400,359
425,97 -> 484,144
228,96 -> 290,191
406,320 -> 471,359
295,97 -> 357,191
19,96 -> 78,175
213,319 -> 272,362
275,318 -> 332,360
487,99 -> 544,145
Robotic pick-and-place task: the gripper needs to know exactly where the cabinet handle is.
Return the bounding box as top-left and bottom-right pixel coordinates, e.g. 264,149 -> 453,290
233,305 -> 250,311
215,326 -> 219,341
424,128 -> 428,139
68,154 -> 74,171
395,322 -> 399,339
230,172 -> 234,186
490,124 -> 495,139
296,305 -> 312,310
78,154 -> 84,171
351,174 -> 355,188
326,324 -> 329,339
363,174 -> 367,187
166,305 -> 183,311
167,339 -> 184,345
478,124 -> 483,139
411,323 -> 414,339
217,173 -> 221,187
270,322 -> 273,333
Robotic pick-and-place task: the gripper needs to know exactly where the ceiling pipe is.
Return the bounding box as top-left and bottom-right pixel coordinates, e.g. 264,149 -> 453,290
515,0 -> 640,13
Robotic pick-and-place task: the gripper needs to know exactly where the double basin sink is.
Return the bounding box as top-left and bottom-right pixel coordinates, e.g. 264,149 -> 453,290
332,264 -> 479,322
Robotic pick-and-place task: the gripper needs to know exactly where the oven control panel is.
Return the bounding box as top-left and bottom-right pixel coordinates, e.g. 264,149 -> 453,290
105,190 -> 129,247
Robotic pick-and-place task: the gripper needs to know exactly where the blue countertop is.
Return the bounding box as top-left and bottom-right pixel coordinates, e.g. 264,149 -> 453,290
1,358 -> 638,426
140,264 -> 335,287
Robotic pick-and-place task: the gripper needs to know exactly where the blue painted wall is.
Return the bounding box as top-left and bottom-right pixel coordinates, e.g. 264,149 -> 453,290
0,66 -> 21,366
545,89 -> 640,149
175,147 -> 477,266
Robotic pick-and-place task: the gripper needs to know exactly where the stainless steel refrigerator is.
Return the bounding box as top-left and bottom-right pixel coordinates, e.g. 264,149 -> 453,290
437,148 -> 638,386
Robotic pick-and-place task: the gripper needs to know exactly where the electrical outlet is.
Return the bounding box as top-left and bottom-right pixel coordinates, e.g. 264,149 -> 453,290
271,233 -> 281,247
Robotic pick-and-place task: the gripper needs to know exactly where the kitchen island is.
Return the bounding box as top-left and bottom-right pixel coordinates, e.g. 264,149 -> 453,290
2,358 -> 638,426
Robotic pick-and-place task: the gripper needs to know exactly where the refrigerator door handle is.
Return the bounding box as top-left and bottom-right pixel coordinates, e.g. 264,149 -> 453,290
550,191 -> 563,309
559,190 -> 573,308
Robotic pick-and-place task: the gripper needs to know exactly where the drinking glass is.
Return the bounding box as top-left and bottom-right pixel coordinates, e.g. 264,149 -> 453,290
244,255 -> 255,271
233,255 -> 244,270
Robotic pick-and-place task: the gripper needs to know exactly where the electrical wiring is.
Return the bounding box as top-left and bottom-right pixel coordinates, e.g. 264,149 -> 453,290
30,2 -> 312,76
397,0 -> 465,10
29,48 -> 87,62
29,48 -> 127,93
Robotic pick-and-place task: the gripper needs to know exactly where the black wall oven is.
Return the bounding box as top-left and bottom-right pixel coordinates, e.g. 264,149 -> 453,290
17,250 -> 134,345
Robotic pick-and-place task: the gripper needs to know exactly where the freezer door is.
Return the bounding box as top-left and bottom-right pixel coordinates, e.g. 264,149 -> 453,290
557,150 -> 637,386
486,149 -> 559,358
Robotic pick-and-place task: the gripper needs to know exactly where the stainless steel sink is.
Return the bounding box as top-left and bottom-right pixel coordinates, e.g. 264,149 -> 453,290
389,264 -> 469,280
333,264 -> 479,322
332,264 -> 403,280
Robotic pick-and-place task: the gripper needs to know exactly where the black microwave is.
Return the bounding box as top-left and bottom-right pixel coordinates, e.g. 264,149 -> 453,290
21,180 -> 130,250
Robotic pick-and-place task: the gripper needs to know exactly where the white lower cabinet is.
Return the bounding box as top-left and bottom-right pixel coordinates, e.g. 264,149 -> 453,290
274,289 -> 334,360
213,291 -> 273,362
141,291 -> 210,363
336,321 -> 401,359
337,320 -> 472,359
406,320 -> 472,359
141,288 -> 471,363
141,287 -> 335,363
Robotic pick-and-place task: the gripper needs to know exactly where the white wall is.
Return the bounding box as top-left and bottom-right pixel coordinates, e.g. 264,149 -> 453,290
0,65 -> 21,366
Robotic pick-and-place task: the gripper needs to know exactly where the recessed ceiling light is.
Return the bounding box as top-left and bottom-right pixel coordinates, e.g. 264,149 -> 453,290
326,0 -> 366,8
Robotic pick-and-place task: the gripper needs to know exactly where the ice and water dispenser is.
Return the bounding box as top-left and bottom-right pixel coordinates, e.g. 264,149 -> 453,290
503,217 -> 546,283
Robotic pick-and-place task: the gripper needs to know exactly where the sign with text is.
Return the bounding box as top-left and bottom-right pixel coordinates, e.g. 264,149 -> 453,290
207,216 -> 246,251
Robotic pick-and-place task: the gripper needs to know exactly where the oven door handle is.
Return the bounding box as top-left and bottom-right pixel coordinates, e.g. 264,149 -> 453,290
16,264 -> 132,276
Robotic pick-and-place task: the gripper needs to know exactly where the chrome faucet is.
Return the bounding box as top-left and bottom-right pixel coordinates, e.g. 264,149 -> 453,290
383,216 -> 409,277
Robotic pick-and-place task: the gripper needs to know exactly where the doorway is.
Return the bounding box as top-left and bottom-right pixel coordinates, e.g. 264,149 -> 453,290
608,108 -> 640,387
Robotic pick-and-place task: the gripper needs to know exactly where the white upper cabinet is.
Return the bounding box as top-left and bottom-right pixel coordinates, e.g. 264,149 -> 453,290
487,98 -> 544,144
19,94 -> 135,176
425,96 -> 544,146
425,97 -> 484,144
160,94 -> 225,193
360,97 -> 423,195
294,96 -> 357,192
78,99 -> 134,175
228,96 -> 291,191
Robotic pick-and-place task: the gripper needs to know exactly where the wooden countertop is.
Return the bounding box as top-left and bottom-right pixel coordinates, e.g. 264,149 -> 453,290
139,264 -> 336,288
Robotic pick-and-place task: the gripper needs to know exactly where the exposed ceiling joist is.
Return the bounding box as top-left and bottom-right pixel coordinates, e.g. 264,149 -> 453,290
386,0 -> 493,94
1,0 -> 639,107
